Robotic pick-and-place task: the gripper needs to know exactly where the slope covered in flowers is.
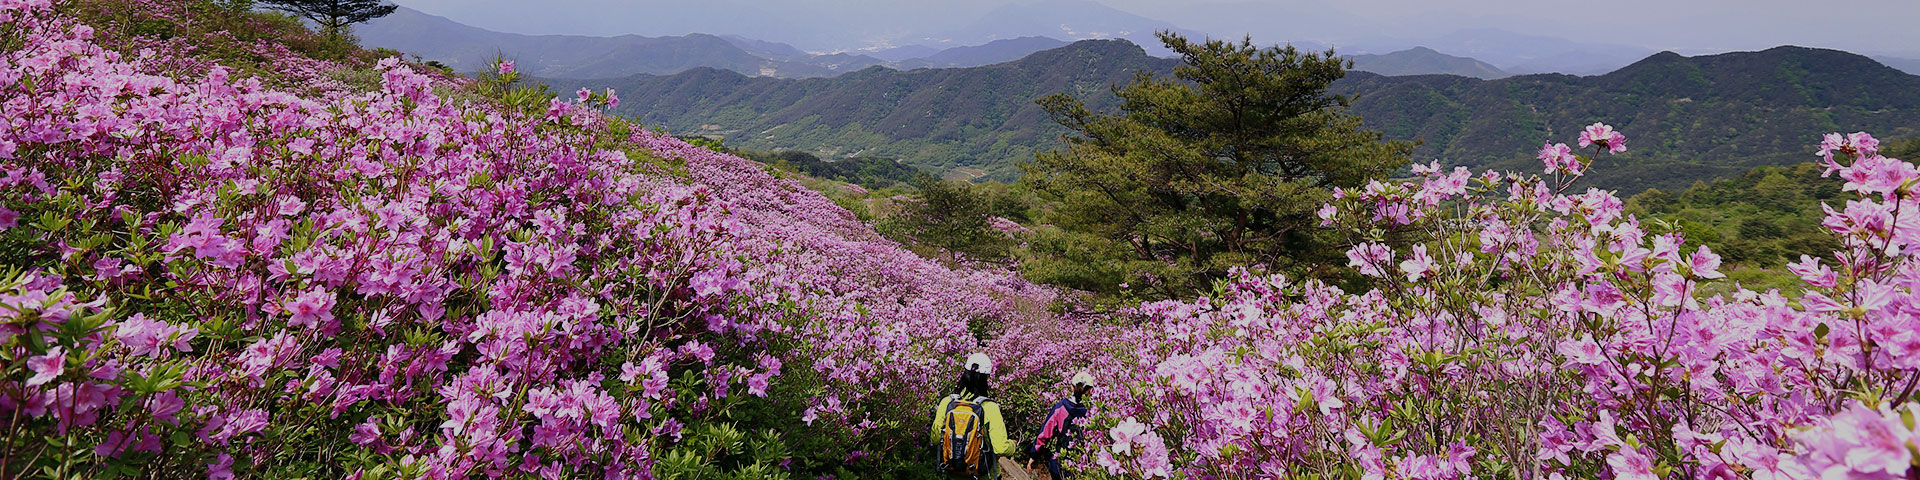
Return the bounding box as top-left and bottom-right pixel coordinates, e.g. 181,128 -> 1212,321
6,1 -> 1920,480
1057,130 -> 1920,480
0,1 -> 1048,478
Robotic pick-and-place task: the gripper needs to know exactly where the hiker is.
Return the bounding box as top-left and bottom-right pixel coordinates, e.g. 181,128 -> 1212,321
932,353 -> 1015,479
1026,371 -> 1094,480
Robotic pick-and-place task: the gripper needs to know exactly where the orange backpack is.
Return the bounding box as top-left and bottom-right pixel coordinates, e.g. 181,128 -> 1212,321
938,395 -> 991,476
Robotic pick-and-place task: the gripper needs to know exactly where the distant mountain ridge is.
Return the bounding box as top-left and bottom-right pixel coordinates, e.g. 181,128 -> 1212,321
893,37 -> 1070,69
357,7 -> 878,78
1348,29 -> 1657,75
547,42 -> 1920,193
361,5 -> 1582,81
919,0 -> 1200,57
361,6 -> 1146,78
1347,47 -> 1508,79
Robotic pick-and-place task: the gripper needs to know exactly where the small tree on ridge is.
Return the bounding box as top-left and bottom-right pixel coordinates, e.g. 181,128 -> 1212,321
260,0 -> 397,43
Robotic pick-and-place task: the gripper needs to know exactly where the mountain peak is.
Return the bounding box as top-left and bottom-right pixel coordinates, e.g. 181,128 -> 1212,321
1028,38 -> 1150,62
1348,47 -> 1508,79
1590,45 -> 1920,110
1644,50 -> 1685,61
934,0 -> 1195,57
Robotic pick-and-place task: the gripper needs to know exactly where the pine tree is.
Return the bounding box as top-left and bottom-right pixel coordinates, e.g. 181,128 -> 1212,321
259,0 -> 397,42
1022,31 -> 1411,298
880,174 -> 1013,263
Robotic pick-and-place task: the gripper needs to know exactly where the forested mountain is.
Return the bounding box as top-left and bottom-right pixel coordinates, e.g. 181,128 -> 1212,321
1347,29 -> 1656,75
1338,46 -> 1920,191
553,41 -> 1920,192
546,40 -> 1177,180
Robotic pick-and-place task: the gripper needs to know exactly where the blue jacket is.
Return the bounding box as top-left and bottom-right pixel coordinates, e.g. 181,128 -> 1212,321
1033,398 -> 1088,452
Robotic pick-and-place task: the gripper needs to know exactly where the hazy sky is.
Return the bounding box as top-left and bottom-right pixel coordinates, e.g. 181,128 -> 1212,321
387,0 -> 1920,57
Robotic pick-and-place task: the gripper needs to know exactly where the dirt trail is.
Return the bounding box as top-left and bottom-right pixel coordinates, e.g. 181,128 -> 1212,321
998,458 -> 1043,480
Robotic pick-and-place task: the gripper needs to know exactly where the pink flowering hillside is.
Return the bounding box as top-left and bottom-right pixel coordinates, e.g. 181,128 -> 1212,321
8,1 -> 1920,480
1042,129 -> 1920,480
0,1 -> 1051,478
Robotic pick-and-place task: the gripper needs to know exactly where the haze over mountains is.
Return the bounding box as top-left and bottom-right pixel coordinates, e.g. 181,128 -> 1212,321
368,0 -> 1920,81
360,5 -> 1662,80
545,41 -> 1920,192
357,7 -> 883,78
357,0 -> 1920,194
383,0 -> 1920,73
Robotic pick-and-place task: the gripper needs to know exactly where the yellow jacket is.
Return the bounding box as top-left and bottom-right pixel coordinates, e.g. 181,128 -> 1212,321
930,394 -> 1015,456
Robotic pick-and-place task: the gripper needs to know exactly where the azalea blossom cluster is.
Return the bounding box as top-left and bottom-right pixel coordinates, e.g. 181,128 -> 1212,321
988,216 -> 1034,238
1065,124 -> 1920,480
0,1 -> 1045,478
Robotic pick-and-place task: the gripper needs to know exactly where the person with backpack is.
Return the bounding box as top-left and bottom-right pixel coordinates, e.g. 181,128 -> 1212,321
1026,371 -> 1094,480
931,353 -> 1015,479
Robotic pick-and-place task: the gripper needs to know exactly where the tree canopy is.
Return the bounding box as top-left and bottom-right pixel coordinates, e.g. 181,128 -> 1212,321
1021,31 -> 1411,298
878,174 -> 1019,264
259,0 -> 396,40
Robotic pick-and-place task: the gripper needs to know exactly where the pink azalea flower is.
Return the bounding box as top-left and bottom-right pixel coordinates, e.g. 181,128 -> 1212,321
1579,122 -> 1628,154
149,391 -> 185,424
1446,443 -> 1477,478
1689,245 -> 1724,279
213,409 -> 270,444
1538,142 -> 1577,174
1317,204 -> 1338,225
25,346 -> 64,386
1399,244 -> 1436,281
1850,132 -> 1881,158
1795,402 -> 1914,477
1558,334 -> 1606,365
677,341 -> 715,364
1651,271 -> 1691,307
619,362 -> 643,383
1607,447 -> 1658,480
1109,417 -> 1149,455
1819,132 -> 1848,163
283,287 -> 335,329
115,313 -> 198,357
207,453 -> 234,480
497,60 -> 515,75
1346,242 -> 1394,278
746,373 -> 770,397
350,419 -> 380,446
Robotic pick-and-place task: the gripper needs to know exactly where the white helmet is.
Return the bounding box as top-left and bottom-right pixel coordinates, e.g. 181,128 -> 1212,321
1071,371 -> 1095,388
965,353 -> 994,376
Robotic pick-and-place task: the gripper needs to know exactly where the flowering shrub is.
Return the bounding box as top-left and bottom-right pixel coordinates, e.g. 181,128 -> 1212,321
0,1 -> 1048,478
1062,125 -> 1920,480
